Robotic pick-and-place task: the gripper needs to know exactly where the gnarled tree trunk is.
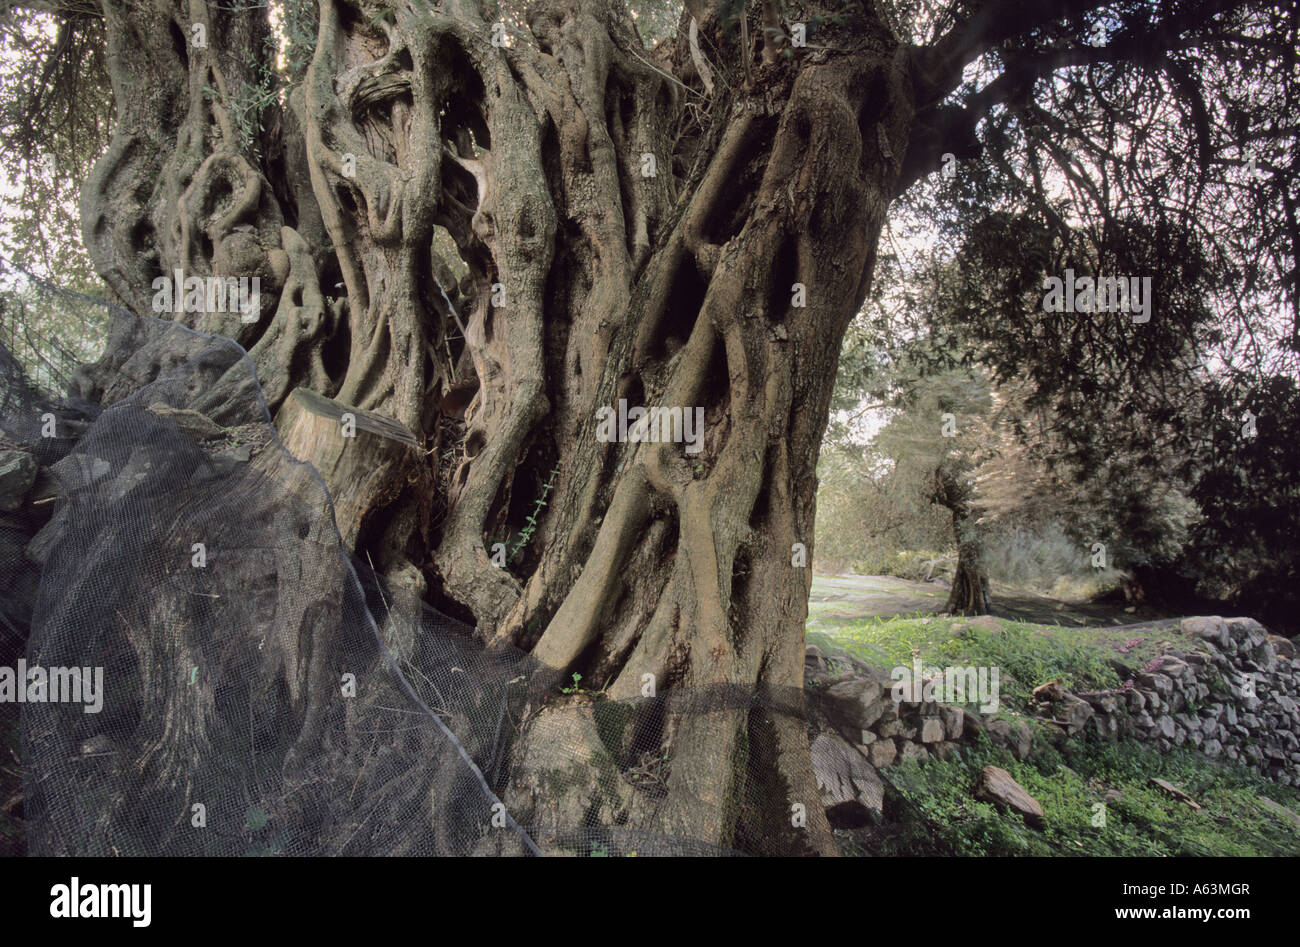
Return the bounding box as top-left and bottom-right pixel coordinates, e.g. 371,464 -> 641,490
77,0 -> 938,853
932,463 -> 990,616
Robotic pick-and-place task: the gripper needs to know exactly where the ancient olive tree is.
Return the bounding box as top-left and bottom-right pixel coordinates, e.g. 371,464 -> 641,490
28,0 -> 1295,851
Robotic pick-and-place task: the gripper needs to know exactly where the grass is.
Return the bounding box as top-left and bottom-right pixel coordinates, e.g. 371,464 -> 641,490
809,591 -> 1300,857
876,735 -> 1300,857
808,612 -> 1177,712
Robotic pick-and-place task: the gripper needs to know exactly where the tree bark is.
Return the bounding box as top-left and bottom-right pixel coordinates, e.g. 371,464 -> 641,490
933,464 -> 991,616
79,0 -> 923,853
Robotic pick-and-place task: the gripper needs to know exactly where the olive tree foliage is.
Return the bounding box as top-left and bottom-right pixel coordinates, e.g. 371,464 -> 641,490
5,0 -> 1299,849
0,3 -> 111,292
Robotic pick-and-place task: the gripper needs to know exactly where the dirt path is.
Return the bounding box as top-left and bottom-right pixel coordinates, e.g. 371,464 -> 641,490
809,573 -> 1170,628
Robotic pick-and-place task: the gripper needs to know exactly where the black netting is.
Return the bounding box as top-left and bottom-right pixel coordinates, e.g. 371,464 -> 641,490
0,260 -> 823,856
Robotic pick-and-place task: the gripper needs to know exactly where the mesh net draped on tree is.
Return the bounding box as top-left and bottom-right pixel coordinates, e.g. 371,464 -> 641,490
0,259 -> 822,856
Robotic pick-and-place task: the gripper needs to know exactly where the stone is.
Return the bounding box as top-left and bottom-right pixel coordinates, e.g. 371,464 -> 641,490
1182,616 -> 1229,649
1149,778 -> 1202,810
1174,713 -> 1200,732
820,676 -> 889,734
897,740 -> 929,763
1009,721 -> 1034,759
147,402 -> 226,440
0,449 -> 38,512
1033,679 -> 1066,703
867,739 -> 897,768
1136,671 -> 1174,695
810,732 -> 885,827
1056,694 -> 1095,734
1226,617 -> 1269,648
878,719 -> 917,741
940,705 -> 965,740
974,765 -> 1045,828
1271,636 -> 1297,660
1083,692 -> 1119,714
1156,656 -> 1192,682
986,718 -> 1033,759
919,718 -> 945,743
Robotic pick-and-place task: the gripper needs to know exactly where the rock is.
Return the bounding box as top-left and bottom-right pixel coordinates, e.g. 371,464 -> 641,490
919,718 -> 945,743
0,450 -> 38,512
1182,616 -> 1229,649
819,675 -> 889,734
147,402 -> 226,440
878,718 -> 917,741
1107,657 -> 1137,679
986,718 -> 1012,746
1056,694 -> 1095,734
1009,721 -> 1034,759
1263,801 -> 1300,827
1082,692 -> 1119,714
1136,671 -> 1174,695
810,732 -> 884,827
1033,679 -> 1066,703
986,718 -> 1033,759
867,739 -> 897,768
974,765 -> 1045,828
1276,636 -> 1299,660
940,705 -> 965,740
896,741 -> 929,763
1226,617 -> 1269,649
25,505 -> 69,566
1174,713 -> 1201,733
1149,777 -> 1202,810
1156,656 -> 1191,681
